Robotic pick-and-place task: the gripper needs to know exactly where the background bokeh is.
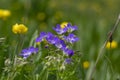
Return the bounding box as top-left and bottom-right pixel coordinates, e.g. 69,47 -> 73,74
0,0 -> 120,80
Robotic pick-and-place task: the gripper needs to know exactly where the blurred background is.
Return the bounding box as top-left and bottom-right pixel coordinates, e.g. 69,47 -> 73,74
0,0 -> 120,79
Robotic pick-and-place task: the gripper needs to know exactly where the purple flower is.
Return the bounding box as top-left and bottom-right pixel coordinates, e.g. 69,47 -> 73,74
55,40 -> 66,49
46,32 -> 57,44
35,32 -> 47,42
46,32 -> 66,49
53,24 -> 68,34
53,23 -> 78,34
62,47 -> 74,56
20,46 -> 38,59
65,58 -> 72,64
64,33 -> 79,43
67,23 -> 78,32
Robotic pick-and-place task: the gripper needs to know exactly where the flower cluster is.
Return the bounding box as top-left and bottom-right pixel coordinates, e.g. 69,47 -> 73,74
20,47 -> 38,59
36,23 -> 79,57
20,22 -> 79,61
0,9 -> 11,19
12,23 -> 28,34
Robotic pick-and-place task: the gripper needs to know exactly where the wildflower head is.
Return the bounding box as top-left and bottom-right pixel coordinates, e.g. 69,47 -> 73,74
54,39 -> 66,49
66,23 -> 78,32
62,47 -> 74,57
63,33 -> 79,43
46,32 -> 57,44
0,9 -> 11,19
83,61 -> 90,69
35,32 -> 47,43
60,22 -> 68,29
53,24 -> 68,34
53,23 -> 78,34
20,46 -> 38,59
12,23 -> 28,34
106,40 -> 118,49
45,32 -> 66,49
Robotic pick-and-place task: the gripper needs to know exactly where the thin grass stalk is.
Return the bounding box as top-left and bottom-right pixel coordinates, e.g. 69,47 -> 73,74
88,14 -> 120,80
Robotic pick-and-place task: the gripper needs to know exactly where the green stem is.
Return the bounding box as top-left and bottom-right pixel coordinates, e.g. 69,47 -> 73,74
88,14 -> 120,80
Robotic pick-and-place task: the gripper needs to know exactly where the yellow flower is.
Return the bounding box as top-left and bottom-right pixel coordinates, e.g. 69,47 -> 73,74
0,9 -> 11,19
83,61 -> 90,69
60,22 -> 68,28
12,23 -> 28,34
106,40 -> 118,49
